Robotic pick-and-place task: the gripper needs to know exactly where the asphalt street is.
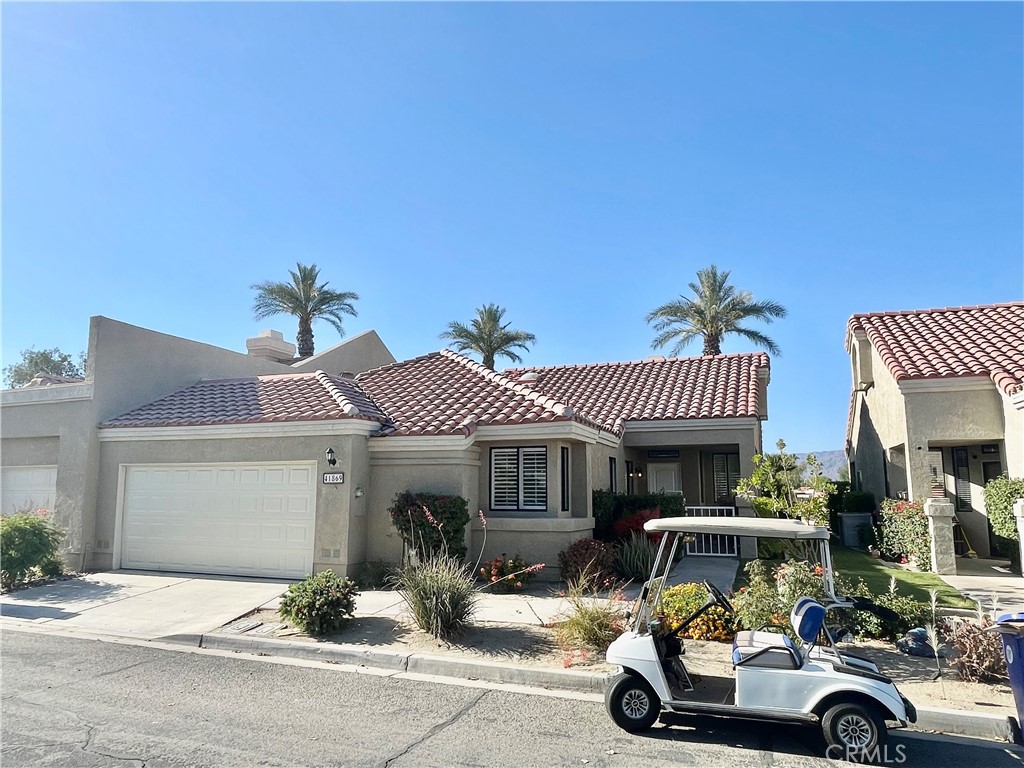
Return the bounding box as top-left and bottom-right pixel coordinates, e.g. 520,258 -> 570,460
2,629 -> 1021,768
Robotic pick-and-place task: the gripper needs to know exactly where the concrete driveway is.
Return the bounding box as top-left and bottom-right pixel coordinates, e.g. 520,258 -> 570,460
0,571 -> 289,640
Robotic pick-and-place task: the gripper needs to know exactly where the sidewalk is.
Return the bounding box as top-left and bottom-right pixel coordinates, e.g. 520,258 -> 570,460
940,557 -> 1024,614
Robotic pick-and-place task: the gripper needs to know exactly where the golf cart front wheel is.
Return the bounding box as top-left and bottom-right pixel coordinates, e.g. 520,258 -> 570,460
605,673 -> 660,733
822,702 -> 887,762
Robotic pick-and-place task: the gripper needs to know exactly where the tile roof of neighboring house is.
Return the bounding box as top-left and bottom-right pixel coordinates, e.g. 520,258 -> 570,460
848,302 -> 1024,396
102,371 -> 388,428
355,349 -> 586,436
26,374 -> 86,387
506,353 -> 770,433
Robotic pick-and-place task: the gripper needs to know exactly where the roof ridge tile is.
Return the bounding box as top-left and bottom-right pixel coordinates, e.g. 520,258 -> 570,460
314,370 -> 361,417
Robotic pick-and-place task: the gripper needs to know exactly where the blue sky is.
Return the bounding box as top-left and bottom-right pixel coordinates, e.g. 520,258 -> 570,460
3,3 -> 1021,453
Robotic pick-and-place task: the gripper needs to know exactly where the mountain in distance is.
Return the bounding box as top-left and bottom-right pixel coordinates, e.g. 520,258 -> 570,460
795,450 -> 847,481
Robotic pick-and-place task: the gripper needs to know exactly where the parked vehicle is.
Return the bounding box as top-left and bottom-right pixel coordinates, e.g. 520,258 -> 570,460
604,516 -> 916,762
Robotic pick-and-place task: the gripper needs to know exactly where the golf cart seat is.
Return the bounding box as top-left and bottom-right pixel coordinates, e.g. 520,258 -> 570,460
732,597 -> 826,669
733,596 -> 822,651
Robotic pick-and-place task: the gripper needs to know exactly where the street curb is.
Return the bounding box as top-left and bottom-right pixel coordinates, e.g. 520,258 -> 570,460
157,632 -> 1015,741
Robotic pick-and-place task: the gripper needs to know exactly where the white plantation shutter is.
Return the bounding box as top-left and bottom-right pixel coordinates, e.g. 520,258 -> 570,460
520,448 -> 548,510
953,447 -> 971,511
491,449 -> 519,510
713,453 -> 741,504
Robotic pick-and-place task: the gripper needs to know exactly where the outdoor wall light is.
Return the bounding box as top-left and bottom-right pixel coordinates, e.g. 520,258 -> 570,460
355,487 -> 365,498
325,447 -> 337,466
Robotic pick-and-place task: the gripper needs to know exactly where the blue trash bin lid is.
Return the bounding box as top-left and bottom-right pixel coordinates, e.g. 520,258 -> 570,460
996,612 -> 1024,623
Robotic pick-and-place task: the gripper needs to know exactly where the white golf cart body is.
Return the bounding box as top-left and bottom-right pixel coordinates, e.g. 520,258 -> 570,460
604,516 -> 915,756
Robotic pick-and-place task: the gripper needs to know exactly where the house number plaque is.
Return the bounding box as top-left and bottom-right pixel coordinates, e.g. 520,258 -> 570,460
323,472 -> 345,484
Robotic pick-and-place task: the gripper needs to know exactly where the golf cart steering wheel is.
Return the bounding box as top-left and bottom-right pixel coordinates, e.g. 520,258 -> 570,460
703,579 -> 735,614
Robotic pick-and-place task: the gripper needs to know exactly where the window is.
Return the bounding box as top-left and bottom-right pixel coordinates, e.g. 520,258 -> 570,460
609,457 -> 617,492
490,447 -> 547,511
625,461 -> 635,495
952,447 -> 971,511
560,446 -> 570,512
712,453 -> 740,504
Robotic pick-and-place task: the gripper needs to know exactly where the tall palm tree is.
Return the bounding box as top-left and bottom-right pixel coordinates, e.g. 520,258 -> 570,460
646,265 -> 787,357
440,304 -> 536,370
251,263 -> 359,358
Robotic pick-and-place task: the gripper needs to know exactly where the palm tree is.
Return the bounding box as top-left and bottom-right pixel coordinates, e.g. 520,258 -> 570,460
251,263 -> 359,358
440,304 -> 536,370
645,265 -> 787,357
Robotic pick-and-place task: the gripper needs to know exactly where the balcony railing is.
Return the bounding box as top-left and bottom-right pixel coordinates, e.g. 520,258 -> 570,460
683,505 -> 738,556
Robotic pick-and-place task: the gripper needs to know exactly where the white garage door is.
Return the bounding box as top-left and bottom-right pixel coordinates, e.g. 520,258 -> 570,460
121,463 -> 316,578
1,466 -> 58,515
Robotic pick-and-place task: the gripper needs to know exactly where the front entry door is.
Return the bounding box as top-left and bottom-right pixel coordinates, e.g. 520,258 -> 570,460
648,463 -> 681,495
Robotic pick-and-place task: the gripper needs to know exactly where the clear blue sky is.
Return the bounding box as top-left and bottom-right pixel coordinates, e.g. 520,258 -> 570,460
3,3 -> 1021,453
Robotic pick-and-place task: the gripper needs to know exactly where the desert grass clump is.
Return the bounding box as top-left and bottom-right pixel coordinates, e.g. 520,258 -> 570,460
616,531 -> 656,582
553,570 -> 628,658
394,554 -> 478,639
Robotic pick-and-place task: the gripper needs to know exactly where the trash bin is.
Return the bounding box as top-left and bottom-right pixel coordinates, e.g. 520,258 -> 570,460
992,612 -> 1024,736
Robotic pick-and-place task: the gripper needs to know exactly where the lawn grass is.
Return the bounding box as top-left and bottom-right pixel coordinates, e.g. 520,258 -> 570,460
830,546 -> 976,609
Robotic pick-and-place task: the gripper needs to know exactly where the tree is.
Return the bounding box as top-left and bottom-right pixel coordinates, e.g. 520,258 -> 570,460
645,264 -> 787,357
439,304 -> 536,370
251,263 -> 359,358
3,347 -> 86,388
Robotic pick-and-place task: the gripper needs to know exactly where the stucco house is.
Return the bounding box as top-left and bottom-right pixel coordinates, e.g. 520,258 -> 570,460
845,302 -> 1024,557
1,316 -> 771,579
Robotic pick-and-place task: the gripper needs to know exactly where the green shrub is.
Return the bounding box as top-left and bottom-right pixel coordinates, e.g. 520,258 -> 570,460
983,475 -> 1024,541
592,490 -> 685,541
592,490 -> 617,540
828,481 -> 851,531
877,499 -> 930,570
389,491 -> 470,561
844,578 -> 930,640
0,512 -> 65,590
616,531 -> 656,582
277,570 -> 359,636
394,554 -> 477,639
732,559 -> 784,631
843,490 -> 876,515
558,538 -> 617,588
553,576 -> 627,654
659,583 -> 735,642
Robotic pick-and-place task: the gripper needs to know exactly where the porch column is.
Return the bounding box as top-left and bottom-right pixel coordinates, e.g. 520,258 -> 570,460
1014,499 -> 1024,571
924,499 -> 957,575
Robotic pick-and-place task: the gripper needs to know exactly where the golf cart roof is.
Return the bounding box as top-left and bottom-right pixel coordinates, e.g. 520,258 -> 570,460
644,516 -> 831,540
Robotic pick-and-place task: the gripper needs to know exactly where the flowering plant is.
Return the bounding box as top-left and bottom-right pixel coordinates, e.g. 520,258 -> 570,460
480,553 -> 541,592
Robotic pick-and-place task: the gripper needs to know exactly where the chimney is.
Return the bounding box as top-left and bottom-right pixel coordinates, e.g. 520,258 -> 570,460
246,330 -> 296,362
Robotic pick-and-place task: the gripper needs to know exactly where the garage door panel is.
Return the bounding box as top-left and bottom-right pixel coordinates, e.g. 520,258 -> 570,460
121,463 -> 315,578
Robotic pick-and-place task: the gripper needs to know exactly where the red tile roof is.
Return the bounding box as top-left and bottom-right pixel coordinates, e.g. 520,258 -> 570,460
102,370 -> 388,428
506,353 -> 770,433
848,302 -> 1024,395
356,349 -> 588,436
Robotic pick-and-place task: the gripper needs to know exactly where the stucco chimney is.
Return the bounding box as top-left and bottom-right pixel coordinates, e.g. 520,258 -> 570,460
246,330 -> 296,362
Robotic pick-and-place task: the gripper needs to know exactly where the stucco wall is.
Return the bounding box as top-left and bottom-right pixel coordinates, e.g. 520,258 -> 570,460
365,445 -> 481,565
1003,396 -> 1024,478
468,517 -> 594,581
94,432 -> 367,575
290,329 -> 395,376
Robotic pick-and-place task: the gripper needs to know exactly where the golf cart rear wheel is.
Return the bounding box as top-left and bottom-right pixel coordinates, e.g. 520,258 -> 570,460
822,702 -> 887,762
605,673 -> 660,733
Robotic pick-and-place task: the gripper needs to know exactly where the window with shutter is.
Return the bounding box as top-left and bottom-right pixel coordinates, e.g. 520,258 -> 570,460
952,447 -> 971,511
560,447 -> 570,512
491,449 -> 519,510
712,453 -> 740,504
490,447 -> 547,511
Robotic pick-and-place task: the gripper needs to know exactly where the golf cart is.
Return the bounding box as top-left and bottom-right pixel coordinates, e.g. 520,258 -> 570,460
604,516 -> 916,762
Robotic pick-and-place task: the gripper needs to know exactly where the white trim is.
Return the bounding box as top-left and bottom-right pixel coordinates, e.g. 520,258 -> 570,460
623,417 -> 758,433
470,516 -> 593,533
0,382 -> 93,406
371,455 -> 481,467
1011,390 -> 1024,411
475,421 -> 614,445
112,464 -> 127,570
898,377 -> 995,394
368,435 -> 475,451
99,420 -> 380,442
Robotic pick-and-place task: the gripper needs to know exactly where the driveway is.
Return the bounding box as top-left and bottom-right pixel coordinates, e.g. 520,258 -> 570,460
0,571 -> 288,640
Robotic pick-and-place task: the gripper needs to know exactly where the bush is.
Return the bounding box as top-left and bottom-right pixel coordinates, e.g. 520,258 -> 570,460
983,475 -> 1024,542
478,553 -> 537,592
845,579 -> 930,640
616,531 -> 656,582
592,491 -> 685,541
877,499 -> 931,570
558,538 -> 617,588
394,554 -> 477,639
843,490 -> 876,516
828,481 -> 851,531
0,512 -> 65,590
732,559 -> 785,631
277,570 -> 359,636
943,614 -> 1008,682
659,583 -> 735,642
389,491 -> 470,561
612,507 -> 660,540
553,576 -> 627,656
592,490 -> 618,540
353,561 -> 395,590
